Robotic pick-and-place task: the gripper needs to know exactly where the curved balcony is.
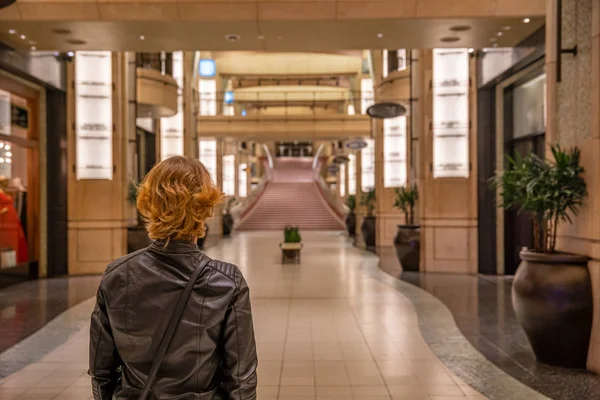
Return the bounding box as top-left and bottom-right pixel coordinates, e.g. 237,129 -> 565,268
136,53 -> 178,118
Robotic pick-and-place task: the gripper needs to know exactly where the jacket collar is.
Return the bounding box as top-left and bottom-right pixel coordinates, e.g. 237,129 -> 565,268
151,239 -> 200,253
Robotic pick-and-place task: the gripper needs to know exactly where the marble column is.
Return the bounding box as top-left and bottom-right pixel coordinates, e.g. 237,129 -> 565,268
417,50 -> 478,274
545,0 -> 600,372
67,52 -> 134,274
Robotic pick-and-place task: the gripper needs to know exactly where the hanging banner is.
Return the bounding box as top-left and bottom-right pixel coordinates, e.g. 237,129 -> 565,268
160,51 -> 184,160
432,48 -> 470,178
384,116 -> 407,188
75,51 -> 113,180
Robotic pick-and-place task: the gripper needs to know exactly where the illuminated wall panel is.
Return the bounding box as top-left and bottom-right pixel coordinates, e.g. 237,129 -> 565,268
348,154 -> 356,195
339,163 -> 346,197
222,155 -> 235,196
384,116 -> 407,188
198,139 -> 217,183
361,139 -> 375,192
432,48 -> 469,178
75,51 -> 113,180
160,51 -> 184,160
239,163 -> 248,197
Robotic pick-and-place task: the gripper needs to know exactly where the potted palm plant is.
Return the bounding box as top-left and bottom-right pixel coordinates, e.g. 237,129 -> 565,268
360,189 -> 376,250
493,145 -> 591,368
222,197 -> 236,237
345,195 -> 357,238
393,185 -> 420,271
280,226 -> 302,264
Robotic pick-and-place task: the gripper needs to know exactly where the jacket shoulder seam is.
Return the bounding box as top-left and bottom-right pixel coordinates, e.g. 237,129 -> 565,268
104,247 -> 148,276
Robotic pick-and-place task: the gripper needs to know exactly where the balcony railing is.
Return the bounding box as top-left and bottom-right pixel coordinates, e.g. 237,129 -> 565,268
136,52 -> 173,76
194,90 -> 410,117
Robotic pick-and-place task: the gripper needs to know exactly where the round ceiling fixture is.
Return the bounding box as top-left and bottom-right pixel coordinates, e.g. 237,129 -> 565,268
523,17 -> 531,23
449,25 -> 471,32
52,28 -> 72,35
377,33 -> 384,38
333,155 -> 350,164
225,33 -> 241,42
440,36 -> 460,43
67,39 -> 87,45
366,102 -> 406,119
0,0 -> 16,10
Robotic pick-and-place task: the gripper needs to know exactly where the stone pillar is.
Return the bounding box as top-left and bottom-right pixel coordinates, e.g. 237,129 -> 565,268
355,150 -> 366,248
416,50 -> 478,274
67,52 -> 134,274
545,0 -> 600,372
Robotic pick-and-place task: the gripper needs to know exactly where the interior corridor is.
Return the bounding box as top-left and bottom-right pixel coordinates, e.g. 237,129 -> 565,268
0,233 -> 545,400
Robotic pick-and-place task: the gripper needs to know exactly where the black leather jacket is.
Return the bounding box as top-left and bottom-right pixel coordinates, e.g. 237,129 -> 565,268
89,240 -> 258,400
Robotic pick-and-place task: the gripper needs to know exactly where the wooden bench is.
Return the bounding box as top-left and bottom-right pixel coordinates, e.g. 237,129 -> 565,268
280,242 -> 302,264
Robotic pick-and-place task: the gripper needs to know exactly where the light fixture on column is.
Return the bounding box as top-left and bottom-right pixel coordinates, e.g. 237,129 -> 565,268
366,102 -> 406,119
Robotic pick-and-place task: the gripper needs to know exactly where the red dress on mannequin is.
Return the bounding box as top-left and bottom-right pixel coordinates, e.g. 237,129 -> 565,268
0,190 -> 28,263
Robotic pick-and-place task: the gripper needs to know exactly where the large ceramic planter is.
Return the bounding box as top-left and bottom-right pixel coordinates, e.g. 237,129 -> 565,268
393,224 -> 420,272
222,214 -> 234,237
512,250 -> 593,369
345,211 -> 356,238
361,216 -> 376,249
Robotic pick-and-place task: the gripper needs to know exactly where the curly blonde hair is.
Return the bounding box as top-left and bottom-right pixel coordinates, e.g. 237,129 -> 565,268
136,156 -> 223,240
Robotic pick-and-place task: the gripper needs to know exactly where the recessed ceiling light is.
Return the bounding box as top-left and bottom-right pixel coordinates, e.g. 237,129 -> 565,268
139,35 -> 145,40
502,26 -> 511,31
523,18 -> 531,23
497,31 -> 503,36
67,51 -> 75,57
449,25 -> 471,32
67,39 -> 86,45
257,35 -> 265,40
30,46 -> 36,51
440,36 -> 460,43
52,28 -> 72,35
19,34 -> 26,40
468,48 -> 474,53
377,33 -> 384,38
8,29 -> 15,35
225,33 -> 241,42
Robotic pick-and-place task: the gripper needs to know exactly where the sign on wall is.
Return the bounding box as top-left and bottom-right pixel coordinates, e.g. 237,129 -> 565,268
432,48 -> 470,178
198,139 -> 217,183
160,51 -> 184,160
75,51 -> 113,180
348,154 -> 356,195
361,138 -> 375,192
222,155 -> 235,196
384,116 -> 407,188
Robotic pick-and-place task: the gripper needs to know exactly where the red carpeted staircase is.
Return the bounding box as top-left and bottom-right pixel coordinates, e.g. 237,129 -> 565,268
236,157 -> 344,231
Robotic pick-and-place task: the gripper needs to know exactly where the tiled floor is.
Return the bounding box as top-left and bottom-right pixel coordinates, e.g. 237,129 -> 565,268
0,232 -> 541,399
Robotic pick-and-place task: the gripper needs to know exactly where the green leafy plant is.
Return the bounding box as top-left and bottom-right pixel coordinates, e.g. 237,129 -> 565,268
345,195 -> 356,212
360,189 -> 376,217
284,226 -> 302,243
394,185 -> 418,225
492,145 -> 587,253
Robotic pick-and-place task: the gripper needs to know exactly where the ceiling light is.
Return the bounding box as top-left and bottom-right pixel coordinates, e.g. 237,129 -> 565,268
140,35 -> 145,40
377,33 -> 384,38
5,152 -> 12,157
5,145 -> 10,150
497,31 -> 503,36
257,35 -> 265,40
8,29 -> 15,35
67,51 -> 74,57
440,36 -> 460,43
449,25 -> 472,32
523,18 -> 531,23
502,26 -> 511,31
30,46 -> 36,51
225,33 -> 241,42
468,48 -> 474,53
19,34 -> 26,40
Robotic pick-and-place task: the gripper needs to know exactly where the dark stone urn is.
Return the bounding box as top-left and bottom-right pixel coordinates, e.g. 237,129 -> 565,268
345,211 -> 356,237
512,250 -> 593,369
361,216 -> 376,250
222,214 -> 234,237
393,224 -> 420,272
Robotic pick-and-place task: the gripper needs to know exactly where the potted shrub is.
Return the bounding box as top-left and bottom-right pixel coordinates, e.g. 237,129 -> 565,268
360,189 -> 376,250
345,195 -> 357,238
222,197 -> 236,237
126,182 -> 153,252
280,226 -> 302,264
494,145 -> 591,368
393,185 -> 420,271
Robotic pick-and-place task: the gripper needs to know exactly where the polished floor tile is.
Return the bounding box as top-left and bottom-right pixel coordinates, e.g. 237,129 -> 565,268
0,232 -> 502,399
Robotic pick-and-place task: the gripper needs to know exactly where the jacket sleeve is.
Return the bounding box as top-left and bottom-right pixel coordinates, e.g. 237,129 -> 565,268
89,287 -> 122,400
220,274 -> 258,399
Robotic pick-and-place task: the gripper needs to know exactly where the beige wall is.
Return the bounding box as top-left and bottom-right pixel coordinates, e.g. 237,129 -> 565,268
545,0 -> 600,372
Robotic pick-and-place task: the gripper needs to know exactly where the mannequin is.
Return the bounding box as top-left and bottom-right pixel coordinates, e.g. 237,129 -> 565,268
0,177 -> 27,264
11,177 -> 26,239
